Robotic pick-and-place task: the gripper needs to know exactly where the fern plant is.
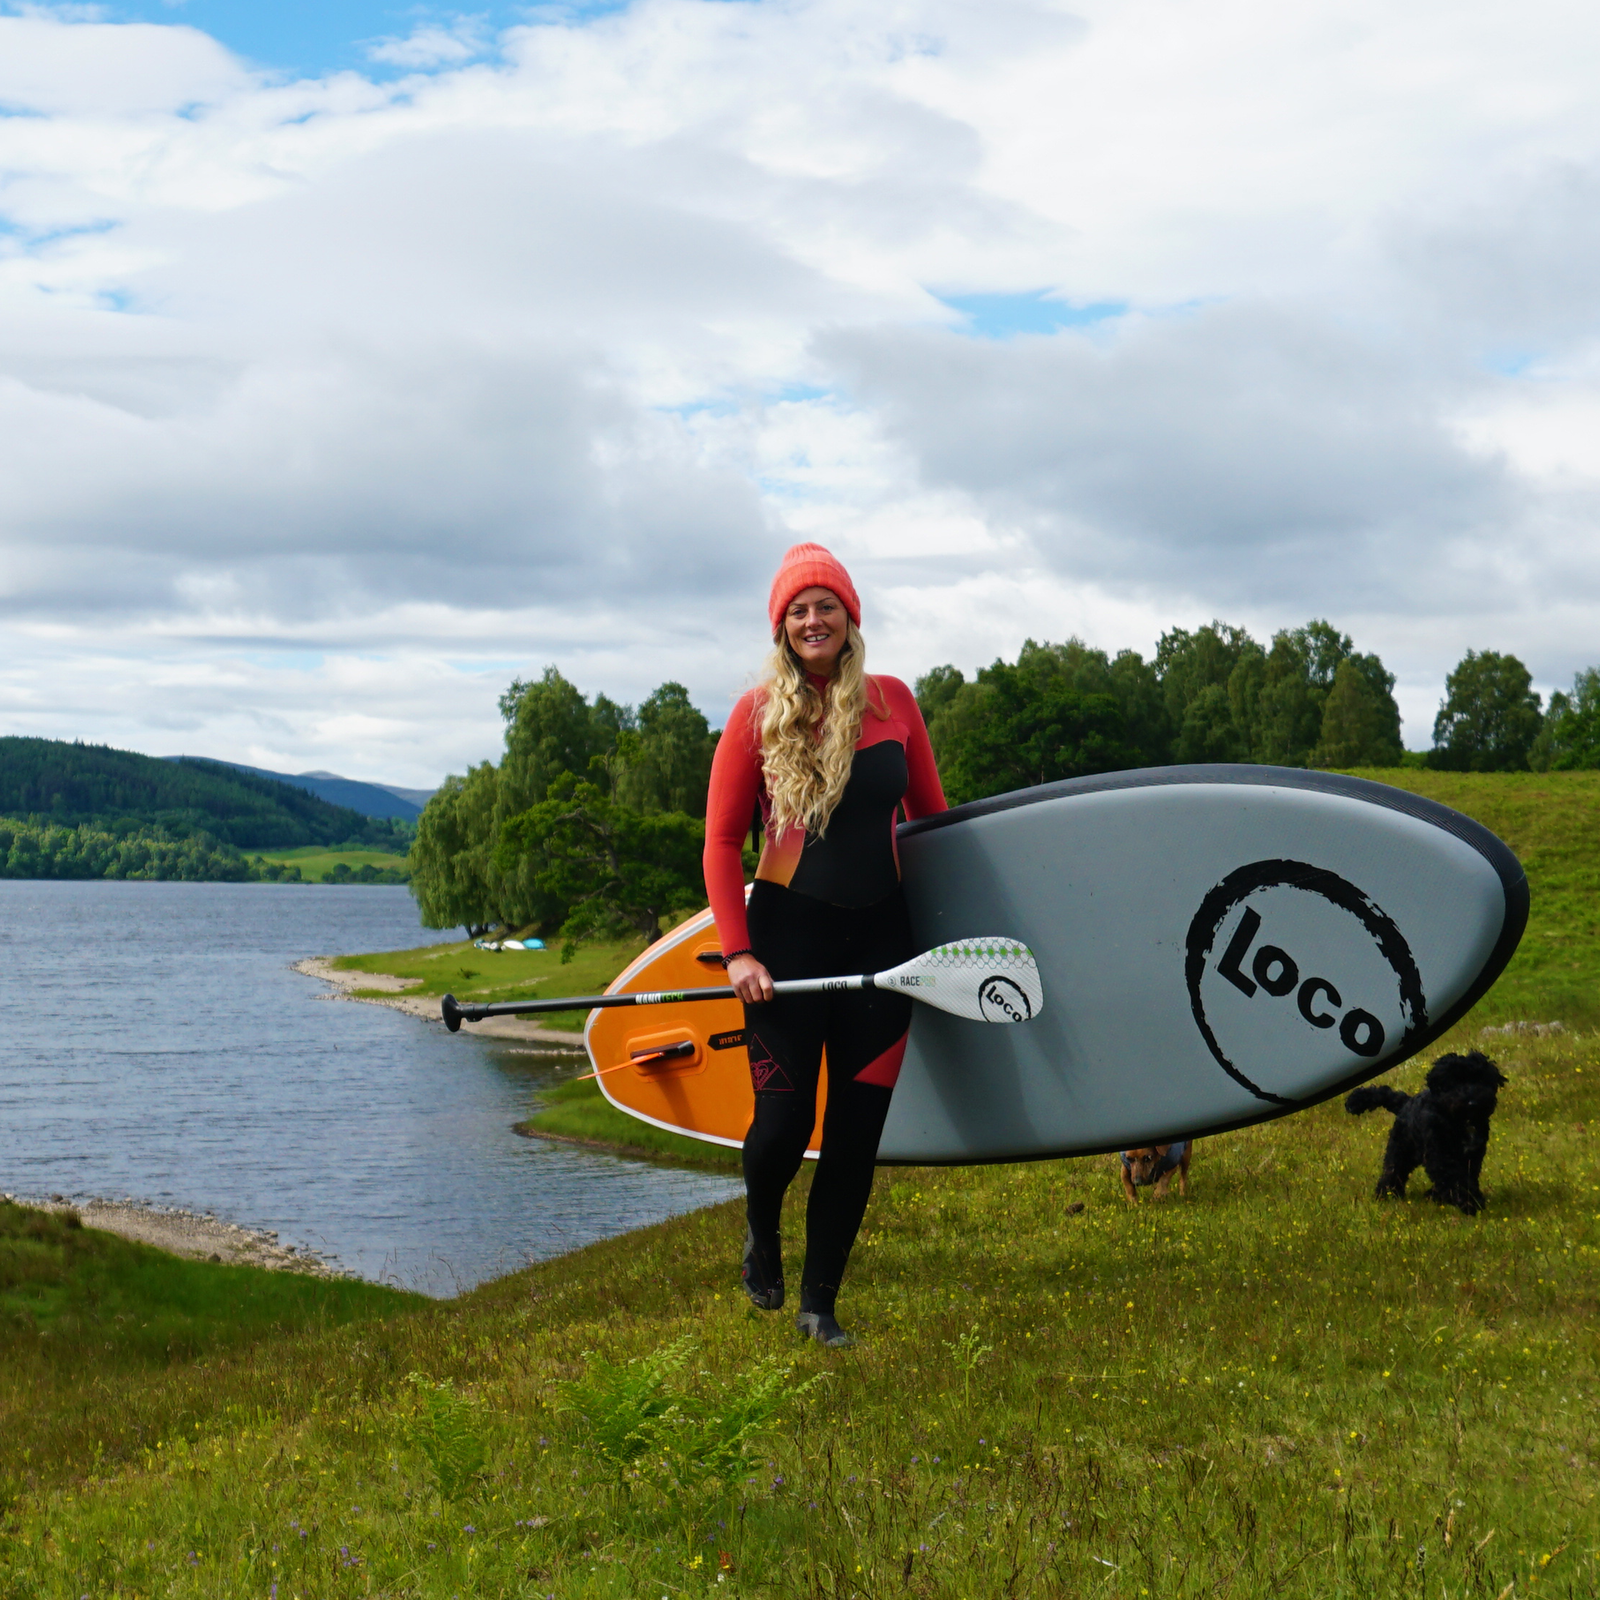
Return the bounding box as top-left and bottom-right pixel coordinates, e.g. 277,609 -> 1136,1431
560,1340 -> 823,1493
557,1336 -> 691,1484
668,1354 -> 821,1489
406,1374 -> 488,1501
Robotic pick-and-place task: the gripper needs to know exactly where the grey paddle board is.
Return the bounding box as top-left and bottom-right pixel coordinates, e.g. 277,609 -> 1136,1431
881,766 -> 1527,1163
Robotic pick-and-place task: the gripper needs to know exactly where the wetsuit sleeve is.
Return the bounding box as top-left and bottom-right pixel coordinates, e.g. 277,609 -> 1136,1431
703,691 -> 762,954
882,676 -> 947,820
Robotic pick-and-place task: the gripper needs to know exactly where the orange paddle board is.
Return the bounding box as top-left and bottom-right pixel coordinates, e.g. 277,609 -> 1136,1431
584,904 -> 824,1157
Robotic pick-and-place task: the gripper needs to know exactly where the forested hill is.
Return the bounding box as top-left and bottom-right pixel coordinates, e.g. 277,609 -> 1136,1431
0,738 -> 408,850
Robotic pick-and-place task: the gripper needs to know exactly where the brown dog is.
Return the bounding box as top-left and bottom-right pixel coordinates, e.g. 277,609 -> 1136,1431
1119,1140 -> 1192,1204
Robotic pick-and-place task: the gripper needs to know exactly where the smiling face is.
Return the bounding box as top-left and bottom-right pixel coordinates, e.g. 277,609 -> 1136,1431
782,586 -> 849,675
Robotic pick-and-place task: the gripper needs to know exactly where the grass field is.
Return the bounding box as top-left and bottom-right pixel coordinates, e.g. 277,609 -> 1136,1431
0,1202 -> 417,1508
0,771 -> 1595,1597
250,846 -> 413,883
1341,769 -> 1600,1028
329,936 -> 644,1032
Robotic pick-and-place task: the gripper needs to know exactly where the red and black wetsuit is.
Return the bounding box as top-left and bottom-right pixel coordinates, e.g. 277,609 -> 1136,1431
703,674 -> 946,1314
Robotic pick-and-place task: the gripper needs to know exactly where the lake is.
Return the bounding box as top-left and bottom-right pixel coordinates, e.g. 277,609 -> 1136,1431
0,880 -> 740,1295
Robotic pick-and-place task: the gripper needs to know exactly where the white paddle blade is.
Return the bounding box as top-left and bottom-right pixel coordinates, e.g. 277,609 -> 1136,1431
875,937 -> 1044,1023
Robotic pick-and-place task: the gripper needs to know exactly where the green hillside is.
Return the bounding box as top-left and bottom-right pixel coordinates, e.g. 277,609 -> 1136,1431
1342,768 -> 1600,1028
0,738 -> 409,851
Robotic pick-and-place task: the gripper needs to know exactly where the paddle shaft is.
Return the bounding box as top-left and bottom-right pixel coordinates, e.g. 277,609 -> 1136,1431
441,973 -> 876,1029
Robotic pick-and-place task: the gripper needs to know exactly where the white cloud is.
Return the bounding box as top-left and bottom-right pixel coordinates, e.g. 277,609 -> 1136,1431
364,20 -> 488,70
0,0 -> 1597,776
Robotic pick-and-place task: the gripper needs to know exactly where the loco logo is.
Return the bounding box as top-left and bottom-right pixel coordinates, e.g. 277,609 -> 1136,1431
1185,859 -> 1428,1106
979,975 -> 1033,1024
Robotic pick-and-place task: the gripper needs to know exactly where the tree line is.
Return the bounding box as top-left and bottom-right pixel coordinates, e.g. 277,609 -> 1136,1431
920,624 -> 1596,803
1,819 -> 259,882
409,629 -> 1600,939
0,818 -> 414,884
918,620 -> 1402,804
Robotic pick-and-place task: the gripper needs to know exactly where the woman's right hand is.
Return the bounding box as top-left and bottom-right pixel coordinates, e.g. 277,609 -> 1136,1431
726,953 -> 775,1005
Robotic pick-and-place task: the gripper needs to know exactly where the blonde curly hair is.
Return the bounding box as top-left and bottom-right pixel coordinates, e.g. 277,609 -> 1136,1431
756,620 -> 886,839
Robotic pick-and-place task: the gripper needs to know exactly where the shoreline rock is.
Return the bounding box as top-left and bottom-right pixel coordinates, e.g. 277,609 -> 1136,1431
4,1193 -> 345,1276
292,956 -> 585,1044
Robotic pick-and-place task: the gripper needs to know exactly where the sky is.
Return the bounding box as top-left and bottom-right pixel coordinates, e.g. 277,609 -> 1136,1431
2,0 -> 1599,786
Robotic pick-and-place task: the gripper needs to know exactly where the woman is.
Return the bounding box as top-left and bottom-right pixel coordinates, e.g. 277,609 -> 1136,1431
703,543 -> 946,1347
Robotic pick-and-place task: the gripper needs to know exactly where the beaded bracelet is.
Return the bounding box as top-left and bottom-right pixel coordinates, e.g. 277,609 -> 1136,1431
719,948 -> 755,968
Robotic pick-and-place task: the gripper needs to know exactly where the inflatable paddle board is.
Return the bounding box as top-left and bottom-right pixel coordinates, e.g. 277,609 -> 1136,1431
584,767 -> 1527,1163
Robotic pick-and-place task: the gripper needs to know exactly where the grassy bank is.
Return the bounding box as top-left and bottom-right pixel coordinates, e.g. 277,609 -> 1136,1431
0,1020 -> 1593,1597
0,1201 -> 418,1506
516,1077 -> 742,1170
329,936 -> 644,1032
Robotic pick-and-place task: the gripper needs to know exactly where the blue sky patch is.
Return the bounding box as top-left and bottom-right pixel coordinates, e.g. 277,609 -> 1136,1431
93,2 -> 619,78
1481,348 -> 1543,379
939,290 -> 1126,340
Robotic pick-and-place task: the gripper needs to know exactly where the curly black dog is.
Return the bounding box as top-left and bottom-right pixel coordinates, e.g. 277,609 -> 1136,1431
1345,1051 -> 1507,1214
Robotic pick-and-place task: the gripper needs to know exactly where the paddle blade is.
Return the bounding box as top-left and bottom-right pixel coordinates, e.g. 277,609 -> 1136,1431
876,937 -> 1043,1023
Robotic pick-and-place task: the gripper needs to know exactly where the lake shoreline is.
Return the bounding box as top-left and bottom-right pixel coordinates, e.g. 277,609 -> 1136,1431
291,955 -> 586,1043
5,1193 -> 344,1275
512,1116 -> 739,1171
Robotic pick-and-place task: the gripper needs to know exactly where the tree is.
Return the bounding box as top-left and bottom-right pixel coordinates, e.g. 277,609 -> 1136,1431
497,777 -> 706,956
1430,650 -> 1543,772
932,660 -> 1136,804
1106,649 -> 1171,766
1175,683 -> 1248,763
1253,621 -> 1353,765
1155,623 -> 1260,763
609,682 -> 717,817
1532,666 -> 1600,770
496,668 -> 624,926
497,668 -> 617,819
1312,654 -> 1404,768
407,763 -> 502,934
914,664 -> 966,720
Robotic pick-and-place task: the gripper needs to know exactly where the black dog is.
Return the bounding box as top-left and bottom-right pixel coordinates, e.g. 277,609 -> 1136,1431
1345,1051 -> 1507,1214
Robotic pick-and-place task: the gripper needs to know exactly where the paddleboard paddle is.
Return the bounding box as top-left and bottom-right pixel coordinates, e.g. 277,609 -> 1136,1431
440,936 -> 1043,1032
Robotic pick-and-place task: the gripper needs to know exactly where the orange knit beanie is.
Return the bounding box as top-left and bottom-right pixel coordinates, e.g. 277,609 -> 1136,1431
767,543 -> 861,635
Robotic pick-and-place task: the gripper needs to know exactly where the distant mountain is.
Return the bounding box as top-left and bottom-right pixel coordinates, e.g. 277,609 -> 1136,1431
378,782 -> 438,809
205,762 -> 430,822
0,737 -> 407,850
